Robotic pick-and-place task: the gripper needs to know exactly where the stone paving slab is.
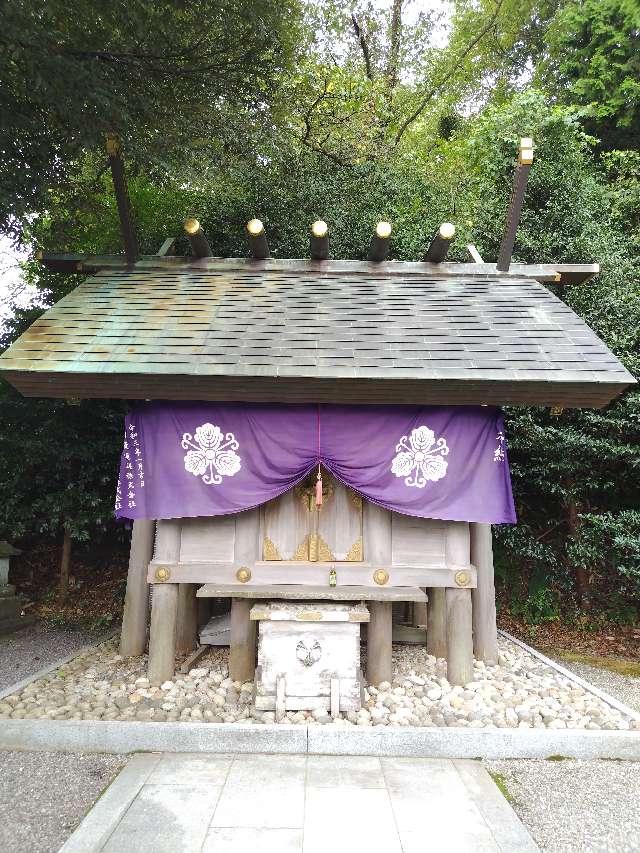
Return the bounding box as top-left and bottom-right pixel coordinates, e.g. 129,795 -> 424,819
61,752 -> 540,853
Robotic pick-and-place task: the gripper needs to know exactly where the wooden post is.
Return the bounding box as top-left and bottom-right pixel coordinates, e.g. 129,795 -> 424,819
105,134 -> 139,265
229,599 -> 256,682
148,584 -> 179,685
466,244 -> 484,263
424,223 -> 455,262
176,583 -> 198,653
413,595 -> 428,628
367,601 -> 393,684
444,521 -> 474,685
120,519 -> 155,657
58,529 -> 72,604
496,138 -> 534,272
368,221 -> 392,262
184,218 -> 213,258
197,596 -> 211,629
246,219 -> 270,259
310,220 -> 329,260
471,522 -> 498,663
148,520 -> 181,683
446,588 -> 474,686
426,588 -> 447,657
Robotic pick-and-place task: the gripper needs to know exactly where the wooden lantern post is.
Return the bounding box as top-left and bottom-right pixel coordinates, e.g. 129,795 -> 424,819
424,222 -> 455,263
246,218 -> 270,259
496,138 -> 534,272
184,218 -> 213,258
368,221 -> 392,262
310,220 -> 329,260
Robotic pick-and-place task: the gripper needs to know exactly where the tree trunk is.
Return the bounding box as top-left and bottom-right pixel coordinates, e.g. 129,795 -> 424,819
567,496 -> 589,606
58,530 -> 71,603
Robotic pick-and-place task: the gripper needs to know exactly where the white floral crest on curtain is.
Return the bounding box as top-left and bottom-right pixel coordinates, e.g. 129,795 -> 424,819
391,425 -> 449,488
181,423 -> 241,485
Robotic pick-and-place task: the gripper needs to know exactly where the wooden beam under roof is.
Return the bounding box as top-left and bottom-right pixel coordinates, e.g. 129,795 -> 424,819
34,253 -> 599,284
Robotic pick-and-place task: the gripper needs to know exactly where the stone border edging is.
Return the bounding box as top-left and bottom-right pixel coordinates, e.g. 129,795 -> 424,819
0,719 -> 638,760
0,631 -> 118,703
58,753 -> 161,853
498,629 -> 640,722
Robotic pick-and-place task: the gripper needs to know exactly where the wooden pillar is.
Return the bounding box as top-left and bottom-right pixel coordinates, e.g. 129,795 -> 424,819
197,596 -> 211,629
426,589 -> 447,657
148,520 -> 180,684
444,521 -> 474,685
363,501 -> 393,684
446,588 -> 474,686
471,522 -> 498,664
368,601 -> 393,685
120,519 -> 155,657
176,583 -> 198,653
229,599 -> 256,682
413,590 -> 428,628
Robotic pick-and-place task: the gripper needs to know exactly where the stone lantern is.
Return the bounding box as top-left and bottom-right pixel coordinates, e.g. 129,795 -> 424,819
0,542 -> 32,634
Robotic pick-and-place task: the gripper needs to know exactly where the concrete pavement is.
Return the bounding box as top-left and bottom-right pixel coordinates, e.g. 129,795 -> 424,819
60,752 -> 539,852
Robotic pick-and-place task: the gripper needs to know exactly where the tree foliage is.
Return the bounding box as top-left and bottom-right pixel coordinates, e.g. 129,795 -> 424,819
0,0 -> 301,237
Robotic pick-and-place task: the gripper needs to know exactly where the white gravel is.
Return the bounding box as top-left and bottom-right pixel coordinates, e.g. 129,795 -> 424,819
485,758 -> 640,853
0,750 -> 125,853
0,622 -> 102,691
0,636 -> 636,730
550,657 -> 640,714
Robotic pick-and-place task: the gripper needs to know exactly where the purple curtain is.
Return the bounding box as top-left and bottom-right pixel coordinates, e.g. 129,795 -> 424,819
115,403 -> 516,524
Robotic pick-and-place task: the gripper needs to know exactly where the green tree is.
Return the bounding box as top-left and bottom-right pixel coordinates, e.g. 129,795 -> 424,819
0,0 -> 300,238
540,0 -> 640,150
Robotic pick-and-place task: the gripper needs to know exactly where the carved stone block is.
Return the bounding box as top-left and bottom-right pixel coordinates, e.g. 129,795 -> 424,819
252,602 -> 368,713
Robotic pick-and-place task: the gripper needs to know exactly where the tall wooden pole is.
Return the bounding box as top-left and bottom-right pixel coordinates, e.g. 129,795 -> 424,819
496,138 -> 534,272
105,134 -> 139,265
120,519 -> 155,657
176,583 -> 198,653
471,522 -> 498,663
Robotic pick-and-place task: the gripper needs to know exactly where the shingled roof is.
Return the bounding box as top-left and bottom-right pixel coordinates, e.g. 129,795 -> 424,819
0,258 -> 634,407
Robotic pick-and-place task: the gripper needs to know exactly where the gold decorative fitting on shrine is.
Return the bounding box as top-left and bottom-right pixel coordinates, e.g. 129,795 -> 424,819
298,611 -> 322,621
236,567 -> 251,583
550,406 -> 564,417
154,566 -> 171,583
455,570 -> 470,587
373,569 -> 389,586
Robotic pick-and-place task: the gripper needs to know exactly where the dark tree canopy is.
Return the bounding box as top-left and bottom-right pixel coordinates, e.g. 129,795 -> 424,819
0,0 -> 300,237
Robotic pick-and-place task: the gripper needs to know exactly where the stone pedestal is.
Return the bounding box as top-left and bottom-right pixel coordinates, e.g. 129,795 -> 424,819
251,601 -> 368,718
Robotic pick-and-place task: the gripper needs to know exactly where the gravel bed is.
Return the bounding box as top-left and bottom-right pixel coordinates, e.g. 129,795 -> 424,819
0,636 -> 637,730
0,622 -> 103,691
550,657 -> 640,714
0,750 -> 126,853
485,758 -> 640,853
